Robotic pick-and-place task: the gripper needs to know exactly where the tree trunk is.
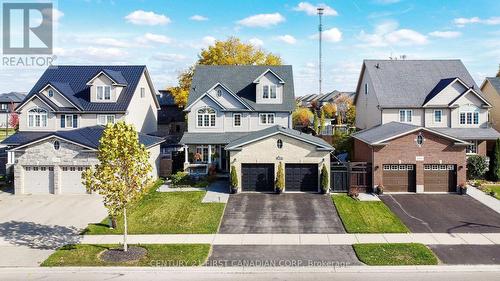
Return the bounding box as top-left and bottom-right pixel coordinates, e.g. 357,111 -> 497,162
109,215 -> 117,229
123,207 -> 128,252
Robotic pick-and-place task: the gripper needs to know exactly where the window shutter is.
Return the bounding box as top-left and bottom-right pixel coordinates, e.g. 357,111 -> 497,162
73,115 -> 78,128
60,115 -> 65,128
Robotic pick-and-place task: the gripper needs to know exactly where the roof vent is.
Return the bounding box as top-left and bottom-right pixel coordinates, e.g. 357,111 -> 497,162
375,63 -> 380,69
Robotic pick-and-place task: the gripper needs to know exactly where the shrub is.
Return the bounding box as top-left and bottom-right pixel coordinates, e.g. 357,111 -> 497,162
489,138 -> 500,181
171,171 -> 189,185
230,165 -> 238,193
467,155 -> 488,179
275,162 -> 285,193
320,164 -> 329,194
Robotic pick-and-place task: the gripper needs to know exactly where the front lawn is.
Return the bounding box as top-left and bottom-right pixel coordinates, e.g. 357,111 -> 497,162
41,244 -> 210,267
353,243 -> 438,265
332,195 -> 409,233
84,185 -> 225,234
483,185 -> 500,200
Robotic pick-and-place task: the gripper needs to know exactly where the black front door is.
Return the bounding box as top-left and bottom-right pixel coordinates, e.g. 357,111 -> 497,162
285,164 -> 318,192
241,164 -> 275,192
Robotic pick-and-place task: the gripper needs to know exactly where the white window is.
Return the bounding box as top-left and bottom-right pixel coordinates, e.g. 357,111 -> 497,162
28,108 -> 48,128
196,146 -> 209,163
0,104 -> 7,110
97,86 -> 111,101
399,110 -> 412,123
270,85 -> 277,99
434,110 -> 442,123
262,85 -> 269,99
466,140 -> 478,154
233,113 -> 241,127
262,85 -> 277,99
459,106 -> 479,125
259,113 -> 275,125
97,115 -> 115,125
48,89 -> 54,97
61,114 -> 78,128
196,107 -> 216,127
140,87 -> 145,98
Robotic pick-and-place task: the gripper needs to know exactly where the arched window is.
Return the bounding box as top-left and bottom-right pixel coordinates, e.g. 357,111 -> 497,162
196,107 -> 216,127
28,107 -> 48,128
459,104 -> 479,125
416,134 -> 424,146
277,139 -> 283,149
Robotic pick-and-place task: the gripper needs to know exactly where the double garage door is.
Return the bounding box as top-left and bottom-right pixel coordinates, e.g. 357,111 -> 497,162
382,164 -> 456,192
241,163 -> 318,192
23,165 -> 88,194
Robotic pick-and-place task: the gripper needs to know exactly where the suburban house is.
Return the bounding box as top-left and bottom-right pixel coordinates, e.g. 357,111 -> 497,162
0,92 -> 26,128
295,91 -> 354,108
481,77 -> 500,132
352,59 -> 500,193
180,65 -> 333,192
1,65 -> 164,195
156,90 -> 185,157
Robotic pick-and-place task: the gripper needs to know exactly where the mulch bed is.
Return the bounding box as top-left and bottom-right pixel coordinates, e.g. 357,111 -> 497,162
99,246 -> 147,263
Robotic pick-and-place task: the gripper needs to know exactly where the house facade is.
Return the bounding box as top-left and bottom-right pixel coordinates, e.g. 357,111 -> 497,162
180,65 -> 333,192
2,65 -> 164,195
0,92 -> 26,128
481,77 -> 500,132
353,60 -> 500,193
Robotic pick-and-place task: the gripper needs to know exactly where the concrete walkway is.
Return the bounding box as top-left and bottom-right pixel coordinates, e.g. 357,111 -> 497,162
157,180 -> 229,203
467,185 -> 500,214
79,233 -> 500,245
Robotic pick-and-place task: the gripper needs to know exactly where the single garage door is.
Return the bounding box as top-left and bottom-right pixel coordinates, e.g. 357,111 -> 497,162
383,164 -> 416,192
241,164 -> 275,192
285,164 -> 318,192
424,164 -> 457,192
24,166 -> 54,194
60,166 -> 89,194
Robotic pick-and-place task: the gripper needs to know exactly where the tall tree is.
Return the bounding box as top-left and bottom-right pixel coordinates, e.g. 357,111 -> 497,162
168,37 -> 282,107
319,108 -> 326,134
491,138 -> 500,181
82,122 -> 153,252
313,111 -> 319,134
321,103 -> 337,119
292,107 -> 313,127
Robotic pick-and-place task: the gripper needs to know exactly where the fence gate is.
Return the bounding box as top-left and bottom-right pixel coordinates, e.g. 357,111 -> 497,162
331,161 -> 371,192
331,162 -> 349,192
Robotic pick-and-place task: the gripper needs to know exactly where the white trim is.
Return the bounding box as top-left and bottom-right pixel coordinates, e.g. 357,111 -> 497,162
16,94 -> 56,112
450,88 -> 492,107
225,130 -> 332,151
195,107 -> 217,128
96,85 -> 112,101
259,113 -> 275,125
186,83 -> 252,111
38,83 -> 82,110
185,92 -> 227,111
356,127 -> 470,145
253,69 -> 285,84
233,113 -> 242,127
97,114 -> 116,125
27,107 -> 49,128
466,140 -> 479,155
423,77 -> 480,107
433,109 -> 443,123
10,135 -> 97,152
86,70 -> 126,86
398,109 -> 413,123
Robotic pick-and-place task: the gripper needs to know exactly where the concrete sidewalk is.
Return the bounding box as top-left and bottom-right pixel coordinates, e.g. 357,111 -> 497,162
78,233 -> 500,245
467,186 -> 500,214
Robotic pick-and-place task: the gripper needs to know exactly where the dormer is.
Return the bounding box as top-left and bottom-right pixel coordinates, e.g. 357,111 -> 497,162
38,82 -> 81,110
87,69 -> 128,103
423,77 -> 491,108
254,69 -> 285,104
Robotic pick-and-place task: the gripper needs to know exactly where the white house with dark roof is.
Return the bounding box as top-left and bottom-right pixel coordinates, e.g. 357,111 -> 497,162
352,59 -> 500,194
2,65 -> 164,195
180,65 -> 333,193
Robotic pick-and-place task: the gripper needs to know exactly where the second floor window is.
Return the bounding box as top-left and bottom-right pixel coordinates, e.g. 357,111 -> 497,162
459,112 -> 479,125
28,107 -> 48,128
97,115 -> 115,125
97,86 -> 111,101
434,110 -> 442,123
259,113 -> 275,125
399,110 -> 412,123
60,114 -> 78,128
262,85 -> 277,99
140,87 -> 145,98
233,113 -> 241,127
197,107 -> 216,127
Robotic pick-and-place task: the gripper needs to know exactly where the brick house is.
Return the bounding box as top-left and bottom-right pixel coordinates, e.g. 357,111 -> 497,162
352,60 -> 500,193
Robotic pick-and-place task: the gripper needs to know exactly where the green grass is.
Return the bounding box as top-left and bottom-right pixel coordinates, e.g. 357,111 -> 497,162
332,195 -> 409,233
84,183 -> 225,234
483,185 -> 500,200
41,244 -> 210,267
353,243 -> 438,265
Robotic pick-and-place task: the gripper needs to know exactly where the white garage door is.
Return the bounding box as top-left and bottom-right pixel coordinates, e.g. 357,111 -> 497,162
60,166 -> 88,194
24,166 -> 54,194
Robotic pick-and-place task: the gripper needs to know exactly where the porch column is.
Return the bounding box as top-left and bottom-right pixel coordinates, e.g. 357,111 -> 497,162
184,145 -> 189,164
208,145 -> 212,164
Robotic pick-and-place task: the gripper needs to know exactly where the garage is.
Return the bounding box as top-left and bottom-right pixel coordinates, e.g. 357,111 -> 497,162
424,164 -> 457,192
241,164 -> 275,192
60,166 -> 89,194
24,166 -> 54,194
382,164 -> 416,192
285,164 -> 318,192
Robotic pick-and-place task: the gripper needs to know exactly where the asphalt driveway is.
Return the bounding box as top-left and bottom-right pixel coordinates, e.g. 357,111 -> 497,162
219,193 -> 345,233
0,192 -> 106,266
207,245 -> 362,267
380,194 -> 500,233
430,245 -> 500,264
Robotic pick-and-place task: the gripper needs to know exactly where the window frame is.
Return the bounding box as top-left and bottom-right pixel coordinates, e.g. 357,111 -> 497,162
27,107 -> 48,128
259,113 -> 275,125
48,89 -> 54,97
96,85 -> 112,101
140,87 -> 145,98
97,114 -> 116,125
399,109 -> 412,123
433,109 -> 442,123
459,107 -> 480,125
466,140 -> 478,154
60,114 -> 78,128
196,107 -> 216,128
233,113 -> 242,127
262,85 -> 269,99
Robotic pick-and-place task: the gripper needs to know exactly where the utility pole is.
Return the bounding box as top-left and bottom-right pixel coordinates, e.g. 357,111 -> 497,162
317,7 -> 324,96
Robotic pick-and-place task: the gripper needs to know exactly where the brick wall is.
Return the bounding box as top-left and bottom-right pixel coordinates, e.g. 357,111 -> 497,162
353,139 -> 373,162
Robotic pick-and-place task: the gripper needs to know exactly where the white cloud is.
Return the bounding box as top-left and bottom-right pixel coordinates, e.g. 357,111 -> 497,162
125,10 -> 171,26
52,8 -> 64,24
374,0 -> 401,4
55,47 -> 128,60
190,15 -> 208,21
91,38 -> 131,48
190,36 -> 217,49
310,27 -> 343,42
202,36 -> 216,46
428,31 -> 462,39
137,33 -> 173,45
237,13 -> 285,28
454,16 -> 500,26
276,35 -> 297,44
151,53 -> 187,62
293,2 -> 338,16
358,21 -> 427,47
249,38 -> 264,47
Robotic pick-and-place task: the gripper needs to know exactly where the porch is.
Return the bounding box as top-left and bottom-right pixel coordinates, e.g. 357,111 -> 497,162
183,144 -> 230,175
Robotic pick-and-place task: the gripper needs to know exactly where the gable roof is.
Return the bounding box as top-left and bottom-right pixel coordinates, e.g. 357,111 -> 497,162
0,92 -> 26,103
252,69 -> 285,84
355,60 -> 483,108
352,122 -> 470,145
157,90 -> 176,106
188,65 -> 295,112
17,65 -> 154,112
484,77 -> 500,94
2,126 -> 164,149
225,125 -> 333,151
